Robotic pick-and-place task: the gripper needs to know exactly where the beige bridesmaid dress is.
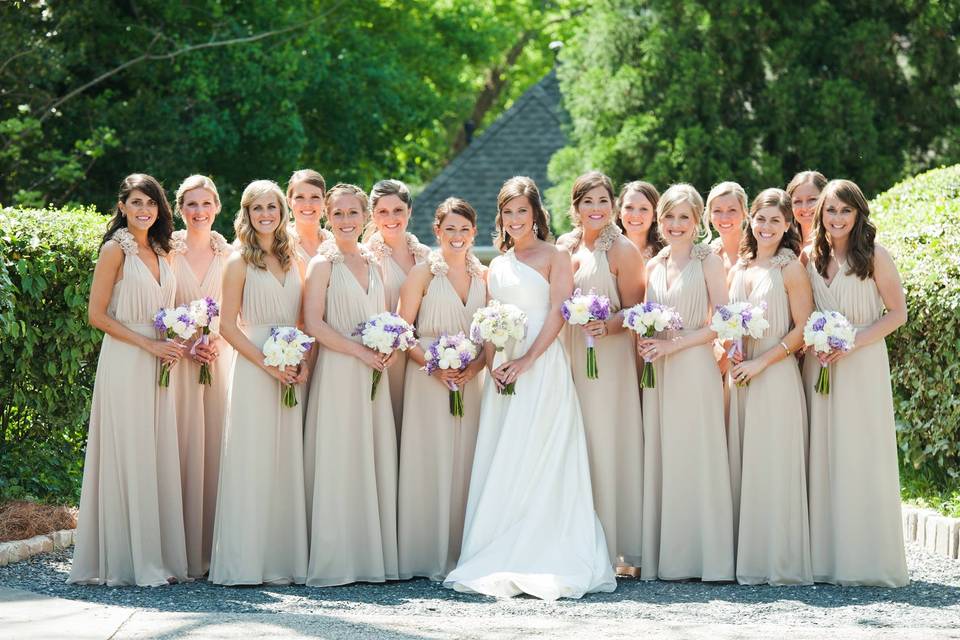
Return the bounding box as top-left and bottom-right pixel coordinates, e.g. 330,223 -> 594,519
728,251 -> 812,585
69,228 -> 187,586
366,232 -> 430,441
562,225 -> 643,572
806,260 -> 908,586
640,244 -> 734,581
168,230 -> 233,578
397,251 -> 486,580
304,243 -> 399,586
208,262 -> 308,585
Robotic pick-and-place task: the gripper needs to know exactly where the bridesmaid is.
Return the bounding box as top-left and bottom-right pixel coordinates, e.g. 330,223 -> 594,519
616,180 -> 664,266
396,197 -> 487,581
786,170 -> 828,260
727,188 -> 813,585
209,180 -> 309,585
364,179 -> 431,441
169,175 -> 233,578
706,181 -> 748,273
804,179 -> 908,587
69,174 -> 188,586
287,169 -> 333,262
303,183 -> 399,586
557,171 -> 644,575
636,184 -> 734,581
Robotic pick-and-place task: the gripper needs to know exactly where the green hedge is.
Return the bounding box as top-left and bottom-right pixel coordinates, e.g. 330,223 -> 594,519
0,206 -> 104,504
873,165 -> 960,479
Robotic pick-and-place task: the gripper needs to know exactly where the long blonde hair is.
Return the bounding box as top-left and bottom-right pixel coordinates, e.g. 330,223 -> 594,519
234,179 -> 294,271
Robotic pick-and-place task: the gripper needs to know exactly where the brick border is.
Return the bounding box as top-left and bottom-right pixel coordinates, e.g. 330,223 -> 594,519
0,529 -> 74,567
902,506 -> 960,560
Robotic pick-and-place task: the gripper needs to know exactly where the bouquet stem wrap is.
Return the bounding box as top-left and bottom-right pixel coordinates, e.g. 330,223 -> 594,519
562,289 -> 610,380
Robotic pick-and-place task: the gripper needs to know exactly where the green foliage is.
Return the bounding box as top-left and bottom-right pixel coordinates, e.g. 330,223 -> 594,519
900,461 -> 960,518
872,165 -> 960,480
0,206 -> 104,504
549,0 -> 960,217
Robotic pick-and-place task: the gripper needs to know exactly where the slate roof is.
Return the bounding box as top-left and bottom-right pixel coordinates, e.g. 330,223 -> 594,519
411,69 -> 568,245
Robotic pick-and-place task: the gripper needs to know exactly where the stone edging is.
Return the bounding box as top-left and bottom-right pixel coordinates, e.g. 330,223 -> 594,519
902,506 -> 960,560
0,529 -> 74,567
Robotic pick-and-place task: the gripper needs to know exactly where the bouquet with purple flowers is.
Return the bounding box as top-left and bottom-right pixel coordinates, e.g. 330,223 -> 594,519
710,302 -> 770,386
154,305 -> 198,387
561,289 -> 611,379
469,300 -> 527,396
622,302 -> 683,388
423,332 -> 480,417
262,326 -> 315,407
803,310 -> 856,394
188,296 -> 220,385
353,312 -> 417,401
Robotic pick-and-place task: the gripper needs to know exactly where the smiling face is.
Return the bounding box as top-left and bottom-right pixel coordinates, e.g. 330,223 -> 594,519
247,193 -> 284,237
119,189 -> 159,233
660,202 -> 698,245
500,196 -> 535,243
436,211 -> 476,254
372,194 -> 411,241
751,205 -> 788,252
791,181 -> 821,231
328,193 -> 365,242
820,194 -> 857,243
180,187 -> 220,232
709,194 -> 744,239
575,185 -> 614,231
619,189 -> 655,237
288,181 -> 325,227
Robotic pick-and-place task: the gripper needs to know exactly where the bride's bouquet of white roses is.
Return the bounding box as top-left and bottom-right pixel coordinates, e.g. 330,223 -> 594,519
469,300 -> 527,395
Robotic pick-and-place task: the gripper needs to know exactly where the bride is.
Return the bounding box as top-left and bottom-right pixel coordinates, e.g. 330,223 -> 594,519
443,176 -> 617,600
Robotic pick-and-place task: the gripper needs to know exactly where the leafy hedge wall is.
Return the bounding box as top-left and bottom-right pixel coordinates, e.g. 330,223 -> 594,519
0,206 -> 103,503
873,165 -> 960,478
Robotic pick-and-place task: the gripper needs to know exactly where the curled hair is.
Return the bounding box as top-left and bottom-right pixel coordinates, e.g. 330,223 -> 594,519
493,176 -> 551,251
705,181 -> 748,233
785,170 -> 828,199
568,171 -> 615,227
174,174 -> 220,219
656,183 -> 708,242
101,173 -> 174,253
286,169 -> 326,200
616,180 -> 664,253
434,197 -> 477,229
739,188 -> 801,261
233,180 -> 294,272
812,179 -> 876,280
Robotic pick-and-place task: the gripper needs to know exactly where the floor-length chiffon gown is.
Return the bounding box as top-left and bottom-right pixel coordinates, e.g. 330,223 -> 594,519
304,243 -> 399,586
168,230 -> 233,578
69,228 -> 188,586
398,251 -> 486,580
562,225 -> 643,572
366,232 -> 430,441
728,250 -> 812,585
443,248 -> 617,600
805,258 -> 908,587
640,244 -> 734,581
208,262 -> 308,585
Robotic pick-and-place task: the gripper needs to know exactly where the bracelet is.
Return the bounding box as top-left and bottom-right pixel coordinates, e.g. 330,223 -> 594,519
780,341 -> 792,356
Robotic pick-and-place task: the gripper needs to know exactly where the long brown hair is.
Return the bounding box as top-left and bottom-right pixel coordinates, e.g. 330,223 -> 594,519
493,176 -> 550,251
568,171 -> 615,228
234,180 -> 294,272
739,188 -> 801,261
100,173 -> 174,252
616,180 -> 663,253
812,179 -> 876,280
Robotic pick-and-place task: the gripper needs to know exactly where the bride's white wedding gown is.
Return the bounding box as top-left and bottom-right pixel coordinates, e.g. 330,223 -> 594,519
443,249 -> 617,600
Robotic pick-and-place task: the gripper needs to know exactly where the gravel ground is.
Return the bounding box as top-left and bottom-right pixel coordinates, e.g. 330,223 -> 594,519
1,543 -> 958,631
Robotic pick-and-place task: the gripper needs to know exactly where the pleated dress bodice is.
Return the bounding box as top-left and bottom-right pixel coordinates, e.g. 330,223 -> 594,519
561,225 -> 643,571
107,230 -> 177,327
647,245 -> 711,331
398,251 -> 486,580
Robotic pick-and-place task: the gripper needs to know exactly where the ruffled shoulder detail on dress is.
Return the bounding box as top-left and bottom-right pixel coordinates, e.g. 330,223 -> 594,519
770,248 -> 798,269
594,223 -> 622,252
210,231 -> 229,255
692,243 -> 713,260
709,237 -> 724,254
428,250 -> 484,278
318,239 -> 376,266
111,228 -> 139,256
408,233 -> 431,260
367,231 -> 430,262
655,245 -> 672,260
169,230 -> 188,255
640,245 -> 656,261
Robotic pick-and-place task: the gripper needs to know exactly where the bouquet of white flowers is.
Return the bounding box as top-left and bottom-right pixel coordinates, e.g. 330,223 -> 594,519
353,312 -> 417,401
153,305 -> 197,387
188,296 -> 220,385
423,332 -> 480,417
622,302 -> 683,388
711,302 -> 770,386
469,300 -> 527,395
803,310 -> 856,395
262,326 -> 315,407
